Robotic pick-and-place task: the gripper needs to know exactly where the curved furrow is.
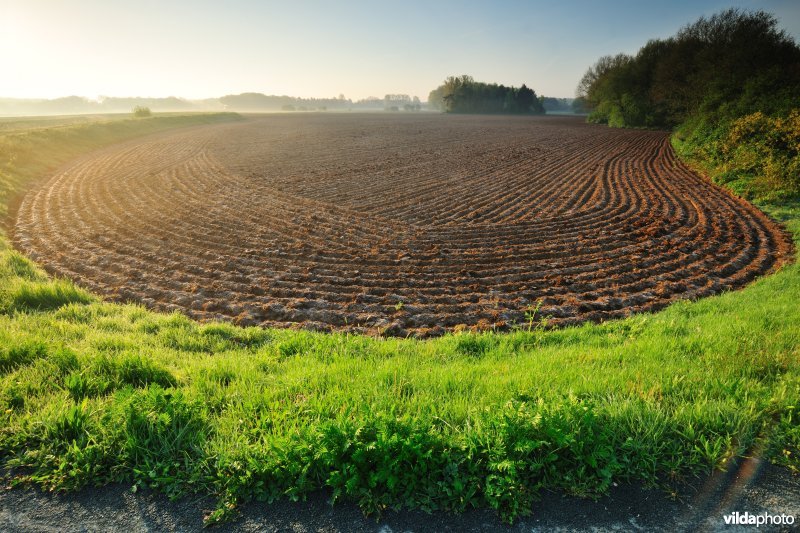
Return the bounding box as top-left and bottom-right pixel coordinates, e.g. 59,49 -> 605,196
13,114 -> 793,336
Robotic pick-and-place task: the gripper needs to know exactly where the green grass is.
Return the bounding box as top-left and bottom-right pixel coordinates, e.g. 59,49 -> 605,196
0,115 -> 797,524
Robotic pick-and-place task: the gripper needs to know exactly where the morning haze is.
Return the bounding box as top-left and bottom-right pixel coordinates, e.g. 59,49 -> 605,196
1,0 -> 798,111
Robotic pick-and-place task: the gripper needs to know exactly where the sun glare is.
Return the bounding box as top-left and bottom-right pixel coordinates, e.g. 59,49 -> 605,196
0,7 -> 54,98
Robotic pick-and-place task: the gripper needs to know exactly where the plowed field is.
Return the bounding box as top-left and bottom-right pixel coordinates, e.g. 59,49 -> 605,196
12,114 -> 793,336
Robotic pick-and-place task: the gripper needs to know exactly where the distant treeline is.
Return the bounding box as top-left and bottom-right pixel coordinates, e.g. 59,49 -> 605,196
0,93 -> 426,117
0,96 -> 208,117
218,93 -> 350,112
540,97 -> 572,113
218,93 -> 424,112
578,8 -> 800,197
428,75 -> 545,114
1,91 -> 577,118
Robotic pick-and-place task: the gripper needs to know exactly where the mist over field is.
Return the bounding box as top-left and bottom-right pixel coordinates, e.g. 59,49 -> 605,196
0,94 -> 580,117
0,94 -> 388,116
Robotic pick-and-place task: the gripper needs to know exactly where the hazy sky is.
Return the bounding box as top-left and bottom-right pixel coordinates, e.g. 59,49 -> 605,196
1,0 -> 798,101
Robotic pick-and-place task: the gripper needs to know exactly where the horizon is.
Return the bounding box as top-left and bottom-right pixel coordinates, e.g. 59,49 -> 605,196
1,1 -> 799,102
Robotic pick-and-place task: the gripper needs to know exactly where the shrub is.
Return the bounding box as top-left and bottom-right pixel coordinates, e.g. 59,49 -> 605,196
132,106 -> 152,118
675,109 -> 800,199
724,110 -> 800,193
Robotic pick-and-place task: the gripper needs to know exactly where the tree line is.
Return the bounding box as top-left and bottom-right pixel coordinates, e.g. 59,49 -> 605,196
428,75 -> 545,114
577,9 -> 800,128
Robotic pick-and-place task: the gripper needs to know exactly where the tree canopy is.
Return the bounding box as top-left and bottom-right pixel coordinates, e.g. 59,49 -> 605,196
577,9 -> 800,128
429,75 -> 544,115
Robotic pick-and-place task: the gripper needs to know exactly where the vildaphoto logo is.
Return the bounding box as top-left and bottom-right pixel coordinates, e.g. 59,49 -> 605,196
723,511 -> 795,527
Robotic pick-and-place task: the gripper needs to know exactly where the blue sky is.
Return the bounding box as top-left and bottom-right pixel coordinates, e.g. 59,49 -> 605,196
1,0 -> 798,100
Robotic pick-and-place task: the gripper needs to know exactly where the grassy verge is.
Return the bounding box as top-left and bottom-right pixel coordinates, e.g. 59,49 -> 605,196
0,115 -> 797,524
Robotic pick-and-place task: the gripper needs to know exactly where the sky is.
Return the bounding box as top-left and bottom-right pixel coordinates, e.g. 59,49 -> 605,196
1,0 -> 799,101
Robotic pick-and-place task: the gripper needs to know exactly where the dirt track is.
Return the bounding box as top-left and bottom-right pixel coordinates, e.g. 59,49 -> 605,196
12,114 -> 794,336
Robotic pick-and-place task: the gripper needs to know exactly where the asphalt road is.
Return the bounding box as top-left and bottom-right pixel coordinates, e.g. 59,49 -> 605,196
1,459 -> 797,532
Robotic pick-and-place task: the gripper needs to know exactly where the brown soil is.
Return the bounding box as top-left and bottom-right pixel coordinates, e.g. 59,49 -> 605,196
12,114 -> 794,336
